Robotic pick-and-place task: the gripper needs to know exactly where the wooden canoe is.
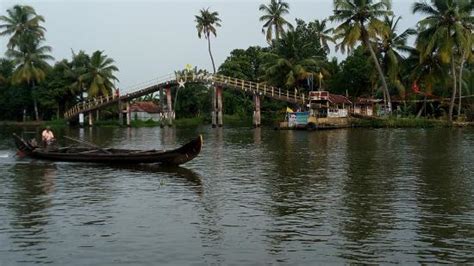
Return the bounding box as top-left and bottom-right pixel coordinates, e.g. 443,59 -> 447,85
13,133 -> 202,166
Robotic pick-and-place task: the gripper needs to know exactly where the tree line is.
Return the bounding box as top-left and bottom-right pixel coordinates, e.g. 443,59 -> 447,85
197,0 -> 473,122
0,1 -> 473,123
0,5 -> 119,121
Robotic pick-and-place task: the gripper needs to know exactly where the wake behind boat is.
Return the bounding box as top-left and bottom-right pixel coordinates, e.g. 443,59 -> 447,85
13,133 -> 202,166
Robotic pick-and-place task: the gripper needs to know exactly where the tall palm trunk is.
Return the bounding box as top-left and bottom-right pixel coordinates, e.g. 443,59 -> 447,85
417,95 -> 427,118
457,54 -> 465,118
32,80 -> 40,121
207,34 -> 217,127
207,34 -> 216,73
362,29 -> 392,113
275,24 -> 279,41
448,58 -> 457,123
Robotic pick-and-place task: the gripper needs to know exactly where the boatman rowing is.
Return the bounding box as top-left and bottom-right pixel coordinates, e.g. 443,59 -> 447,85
42,126 -> 55,148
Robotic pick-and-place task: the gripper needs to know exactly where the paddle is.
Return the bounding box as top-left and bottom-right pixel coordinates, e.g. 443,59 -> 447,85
64,136 -> 112,154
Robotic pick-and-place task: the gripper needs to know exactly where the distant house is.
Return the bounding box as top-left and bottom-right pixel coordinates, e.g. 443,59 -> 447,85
126,101 -> 162,121
353,98 -> 382,117
308,91 -> 352,118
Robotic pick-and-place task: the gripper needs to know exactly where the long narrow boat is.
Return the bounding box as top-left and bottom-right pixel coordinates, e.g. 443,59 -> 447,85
13,133 -> 202,165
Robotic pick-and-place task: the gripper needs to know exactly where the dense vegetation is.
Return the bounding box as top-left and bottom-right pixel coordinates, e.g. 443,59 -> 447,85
0,0 -> 473,123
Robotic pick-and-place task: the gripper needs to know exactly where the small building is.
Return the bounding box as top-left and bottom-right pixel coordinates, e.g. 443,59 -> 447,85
352,98 -> 382,116
127,101 -> 162,121
308,91 -> 352,118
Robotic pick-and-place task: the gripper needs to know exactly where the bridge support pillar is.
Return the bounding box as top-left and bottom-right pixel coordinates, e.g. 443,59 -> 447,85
217,86 -> 223,127
253,94 -> 261,127
126,102 -> 131,127
88,112 -> 93,126
166,86 -> 173,126
118,100 -> 123,125
79,113 -> 85,127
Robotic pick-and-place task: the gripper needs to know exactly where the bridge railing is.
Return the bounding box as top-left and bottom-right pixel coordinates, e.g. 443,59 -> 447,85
65,72 -> 309,120
64,73 -> 176,119
210,74 -> 306,104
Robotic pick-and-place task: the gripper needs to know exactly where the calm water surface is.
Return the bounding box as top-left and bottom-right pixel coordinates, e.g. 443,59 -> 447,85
0,126 -> 473,264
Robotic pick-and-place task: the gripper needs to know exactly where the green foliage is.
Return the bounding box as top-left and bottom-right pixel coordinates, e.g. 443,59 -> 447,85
259,0 -> 293,43
293,19 -> 329,58
377,16 -> 417,99
218,46 -> 267,81
174,83 -> 211,118
413,0 -> 473,122
81,51 -> 119,98
174,117 -> 206,127
0,5 -> 45,49
352,117 -> 448,128
195,8 -> 221,73
262,30 -> 326,90
222,90 -> 253,116
328,46 -> 374,97
331,0 -> 394,111
223,114 -> 252,126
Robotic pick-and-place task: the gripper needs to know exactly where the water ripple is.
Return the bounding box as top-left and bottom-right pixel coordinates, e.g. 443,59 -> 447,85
0,127 -> 472,264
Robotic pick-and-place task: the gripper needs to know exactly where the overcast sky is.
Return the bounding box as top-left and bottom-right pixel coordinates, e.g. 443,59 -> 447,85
1,0 -> 423,92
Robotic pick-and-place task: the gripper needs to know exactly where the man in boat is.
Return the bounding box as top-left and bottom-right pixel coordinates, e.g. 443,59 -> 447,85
41,126 -> 55,149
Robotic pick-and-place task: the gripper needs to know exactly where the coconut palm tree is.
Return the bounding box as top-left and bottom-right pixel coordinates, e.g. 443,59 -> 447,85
6,37 -> 53,120
262,31 -> 323,90
64,50 -> 90,101
259,0 -> 293,44
308,19 -> 335,54
0,5 -> 46,49
195,8 -> 221,127
413,0 -> 474,122
195,8 -> 221,74
457,31 -> 473,117
377,16 -> 416,99
330,0 -> 393,113
405,49 -> 448,117
81,51 -> 118,98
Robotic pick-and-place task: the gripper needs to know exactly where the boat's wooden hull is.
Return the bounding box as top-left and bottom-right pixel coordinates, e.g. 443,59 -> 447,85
13,134 -> 202,166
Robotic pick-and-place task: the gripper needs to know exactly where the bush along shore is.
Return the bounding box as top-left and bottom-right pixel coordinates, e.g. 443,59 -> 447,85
2,115 -> 472,129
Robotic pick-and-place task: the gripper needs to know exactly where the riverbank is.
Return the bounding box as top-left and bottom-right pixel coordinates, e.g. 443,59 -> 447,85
1,116 -> 472,129
352,117 -> 447,128
278,117 -> 474,130
352,117 -> 474,128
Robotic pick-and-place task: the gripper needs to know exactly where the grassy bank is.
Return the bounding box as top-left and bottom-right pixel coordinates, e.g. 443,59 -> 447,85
3,116 -> 472,129
351,117 -> 450,128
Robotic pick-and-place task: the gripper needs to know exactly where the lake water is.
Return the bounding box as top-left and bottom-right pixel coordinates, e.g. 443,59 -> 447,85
0,126 -> 473,264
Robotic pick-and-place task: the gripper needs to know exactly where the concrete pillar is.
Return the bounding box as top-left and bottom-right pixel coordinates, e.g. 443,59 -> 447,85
79,113 -> 85,127
217,86 -> 223,127
118,100 -> 123,125
253,94 -> 261,127
212,86 -> 217,128
126,102 -> 131,127
88,112 -> 93,126
166,86 -> 173,126
159,87 -> 164,109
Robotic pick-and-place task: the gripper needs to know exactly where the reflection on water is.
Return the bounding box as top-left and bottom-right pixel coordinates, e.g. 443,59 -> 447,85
0,126 -> 473,264
5,163 -> 56,263
414,130 -> 474,263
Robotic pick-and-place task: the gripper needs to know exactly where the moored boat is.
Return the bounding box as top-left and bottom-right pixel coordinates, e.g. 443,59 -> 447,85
13,133 -> 202,166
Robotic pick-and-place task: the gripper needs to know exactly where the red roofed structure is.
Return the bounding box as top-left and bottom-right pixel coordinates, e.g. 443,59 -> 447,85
125,101 -> 163,121
328,94 -> 352,105
308,91 -> 351,118
129,101 -> 161,113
